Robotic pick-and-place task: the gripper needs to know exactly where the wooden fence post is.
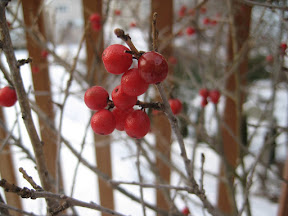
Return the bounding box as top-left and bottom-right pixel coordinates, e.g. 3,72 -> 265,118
151,0 -> 173,213
21,0 -> 59,191
0,108 -> 22,216
82,1 -> 114,215
278,154 -> 288,216
217,2 -> 251,214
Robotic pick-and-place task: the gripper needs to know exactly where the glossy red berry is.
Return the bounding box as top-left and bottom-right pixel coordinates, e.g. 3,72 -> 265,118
169,98 -> 183,115
182,207 -> 190,215
0,86 -> 17,107
199,88 -> 209,98
121,68 -> 149,96
90,109 -> 116,135
178,5 -> 187,17
112,85 -> 137,110
138,51 -> 168,84
186,27 -> 195,36
125,110 -> 150,139
102,44 -> 133,75
209,89 -> 221,104
84,86 -> 109,110
112,107 -> 133,131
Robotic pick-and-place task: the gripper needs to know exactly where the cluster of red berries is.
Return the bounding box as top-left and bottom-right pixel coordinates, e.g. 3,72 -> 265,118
0,86 -> 17,107
89,13 -> 102,32
199,88 -> 221,107
84,44 -> 169,139
178,5 -> 206,18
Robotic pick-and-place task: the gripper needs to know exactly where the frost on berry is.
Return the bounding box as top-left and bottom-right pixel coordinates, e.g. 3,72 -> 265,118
102,44 -> 133,75
0,86 -> 17,107
125,110 -> 150,139
112,85 -> 137,110
169,98 -> 183,115
112,107 -> 134,131
84,86 -> 109,110
121,68 -> 149,96
90,109 -> 116,135
138,51 -> 168,84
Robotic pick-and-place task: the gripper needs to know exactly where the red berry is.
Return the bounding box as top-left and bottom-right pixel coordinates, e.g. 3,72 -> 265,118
102,44 -> 133,75
168,56 -> 178,65
178,5 -> 187,17
114,9 -> 121,16
89,13 -> 102,31
209,89 -> 221,104
210,19 -> 217,25
280,42 -> 287,55
125,110 -> 150,139
0,86 -> 17,107
121,68 -> 149,96
32,66 -> 39,74
199,88 -> 209,98
138,51 -> 168,84
84,86 -> 109,110
41,50 -> 49,58
266,55 -> 273,63
169,98 -> 183,115
112,85 -> 137,110
90,109 -> 116,135
182,207 -> 190,215
203,17 -> 211,25
186,27 -> 195,36
112,107 -> 133,131
201,97 -> 208,107
130,22 -> 137,28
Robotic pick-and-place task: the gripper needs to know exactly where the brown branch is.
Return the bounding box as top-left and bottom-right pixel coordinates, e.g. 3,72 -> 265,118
0,1 -> 57,211
19,167 -> 43,191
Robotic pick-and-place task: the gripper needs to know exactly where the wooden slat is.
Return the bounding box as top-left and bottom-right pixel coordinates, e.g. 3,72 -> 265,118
278,155 -> 288,216
217,3 -> 251,214
82,1 -> 114,215
21,0 -> 59,190
151,0 -> 173,213
0,108 -> 22,216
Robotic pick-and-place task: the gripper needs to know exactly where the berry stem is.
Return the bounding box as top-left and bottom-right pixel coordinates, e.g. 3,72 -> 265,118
114,28 -> 142,59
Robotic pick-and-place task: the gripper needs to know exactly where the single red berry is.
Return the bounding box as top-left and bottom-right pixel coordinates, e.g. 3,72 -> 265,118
203,17 -> 211,25
138,51 -> 168,84
102,44 -> 133,75
168,56 -> 178,65
89,13 -> 102,31
112,85 -> 137,110
130,22 -> 137,28
125,110 -> 150,139
32,66 -> 39,74
201,97 -> 208,107
169,98 -> 183,115
41,50 -> 49,58
182,207 -> 190,215
178,5 -> 187,17
209,89 -> 221,104
112,107 -> 134,131
280,42 -> 287,55
266,55 -> 273,63
186,26 -> 195,36
200,7 -> 207,14
199,88 -> 209,98
90,109 -> 116,135
114,9 -> 121,16
121,68 -> 149,96
84,86 -> 109,110
210,19 -> 218,25
0,86 -> 17,107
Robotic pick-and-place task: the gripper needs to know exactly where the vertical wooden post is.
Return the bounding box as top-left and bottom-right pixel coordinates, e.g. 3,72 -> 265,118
217,3 -> 251,214
82,1 -> 114,215
278,154 -> 288,216
151,0 -> 173,213
21,0 -> 59,189
0,109 -> 22,216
